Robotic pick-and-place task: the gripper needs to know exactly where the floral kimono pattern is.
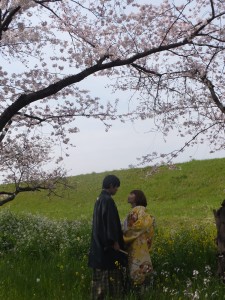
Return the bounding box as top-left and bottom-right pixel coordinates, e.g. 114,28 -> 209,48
123,206 -> 154,285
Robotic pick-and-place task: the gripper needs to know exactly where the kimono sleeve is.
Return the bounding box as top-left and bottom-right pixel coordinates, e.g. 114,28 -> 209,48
124,212 -> 154,244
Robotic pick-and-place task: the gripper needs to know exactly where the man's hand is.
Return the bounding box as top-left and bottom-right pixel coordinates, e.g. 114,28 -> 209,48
113,241 -> 120,251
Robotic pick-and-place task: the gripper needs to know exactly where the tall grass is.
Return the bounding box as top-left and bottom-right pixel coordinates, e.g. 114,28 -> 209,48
1,158 -> 225,299
0,255 -> 91,300
0,210 -> 90,258
0,210 -> 225,299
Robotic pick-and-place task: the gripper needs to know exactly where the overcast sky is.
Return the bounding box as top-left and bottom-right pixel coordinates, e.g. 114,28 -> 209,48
62,122 -> 222,176
60,75 -> 225,176
62,120 -> 225,176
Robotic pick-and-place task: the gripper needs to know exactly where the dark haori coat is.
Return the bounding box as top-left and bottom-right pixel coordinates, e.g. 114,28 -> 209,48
214,200 -> 225,282
88,190 -> 127,270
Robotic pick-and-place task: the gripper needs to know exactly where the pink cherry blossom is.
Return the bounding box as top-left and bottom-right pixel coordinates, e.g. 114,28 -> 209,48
0,0 -> 225,204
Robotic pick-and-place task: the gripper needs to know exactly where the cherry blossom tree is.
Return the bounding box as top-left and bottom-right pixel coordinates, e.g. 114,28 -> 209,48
0,133 -> 68,206
0,0 -> 225,204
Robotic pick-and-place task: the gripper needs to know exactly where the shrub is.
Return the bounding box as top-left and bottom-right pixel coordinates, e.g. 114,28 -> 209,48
0,210 -> 91,259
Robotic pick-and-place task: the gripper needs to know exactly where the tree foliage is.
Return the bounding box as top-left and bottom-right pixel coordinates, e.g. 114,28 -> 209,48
1,0 -> 225,204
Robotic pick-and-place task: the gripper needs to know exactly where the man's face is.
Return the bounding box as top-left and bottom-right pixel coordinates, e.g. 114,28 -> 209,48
108,185 -> 119,195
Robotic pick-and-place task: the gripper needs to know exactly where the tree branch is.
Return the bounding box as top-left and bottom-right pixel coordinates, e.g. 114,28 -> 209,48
210,0 -> 215,18
1,7 -> 21,31
199,73 -> 225,113
0,120 -> 12,143
140,121 -> 224,171
0,39 -> 193,135
1,5 -> 224,137
167,122 -> 223,164
131,63 -> 162,77
0,6 -> 21,39
0,186 -> 47,206
0,193 -> 16,206
0,181 -> 68,206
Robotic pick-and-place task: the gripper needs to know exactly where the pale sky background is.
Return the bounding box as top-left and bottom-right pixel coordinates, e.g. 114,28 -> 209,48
63,117 -> 225,176
60,75 -> 225,177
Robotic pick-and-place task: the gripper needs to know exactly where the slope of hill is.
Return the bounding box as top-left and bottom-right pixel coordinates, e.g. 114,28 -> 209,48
1,158 -> 225,228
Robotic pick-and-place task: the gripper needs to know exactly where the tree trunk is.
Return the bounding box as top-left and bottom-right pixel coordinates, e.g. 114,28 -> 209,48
213,200 -> 225,282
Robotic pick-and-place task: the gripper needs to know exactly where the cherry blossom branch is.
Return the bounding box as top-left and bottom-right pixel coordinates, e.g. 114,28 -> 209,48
210,0 -> 215,18
33,0 -> 61,3
0,40 -> 196,136
159,3 -> 187,47
1,0 -> 225,193
0,6 -> 21,39
34,1 -> 61,19
15,111 -> 129,124
0,169 -> 71,206
190,42 -> 225,50
199,74 -> 225,113
0,185 -> 51,206
166,122 -> 223,164
0,2 -> 224,139
16,112 -> 43,122
0,120 -> 12,143
36,0 -> 97,48
0,186 -> 49,206
131,63 -> 162,77
139,121 -> 224,170
70,0 -> 101,18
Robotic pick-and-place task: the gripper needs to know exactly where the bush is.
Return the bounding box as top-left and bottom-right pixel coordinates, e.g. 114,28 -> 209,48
152,225 -> 217,277
0,210 -> 91,259
1,210 -> 225,299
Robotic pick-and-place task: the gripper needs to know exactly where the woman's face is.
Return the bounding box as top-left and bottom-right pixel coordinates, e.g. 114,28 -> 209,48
128,193 -> 136,207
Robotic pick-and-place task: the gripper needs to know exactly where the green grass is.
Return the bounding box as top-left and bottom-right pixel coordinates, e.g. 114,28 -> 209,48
0,255 -> 91,300
1,158 -> 225,299
0,218 -> 224,300
2,158 -> 225,228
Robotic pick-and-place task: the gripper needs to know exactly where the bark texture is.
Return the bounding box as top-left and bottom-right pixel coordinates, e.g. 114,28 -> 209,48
213,200 -> 225,282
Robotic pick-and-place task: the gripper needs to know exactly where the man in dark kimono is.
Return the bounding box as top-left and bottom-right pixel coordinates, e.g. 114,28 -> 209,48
88,175 -> 127,299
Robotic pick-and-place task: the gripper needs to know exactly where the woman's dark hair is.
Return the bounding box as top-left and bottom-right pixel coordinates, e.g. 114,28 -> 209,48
102,175 -> 120,189
130,190 -> 147,207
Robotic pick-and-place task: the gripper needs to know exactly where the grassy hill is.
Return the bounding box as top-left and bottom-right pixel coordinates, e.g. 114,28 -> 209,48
1,158 -> 225,299
1,158 -> 225,228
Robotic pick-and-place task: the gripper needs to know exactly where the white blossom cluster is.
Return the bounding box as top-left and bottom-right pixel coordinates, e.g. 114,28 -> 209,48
0,210 -> 91,257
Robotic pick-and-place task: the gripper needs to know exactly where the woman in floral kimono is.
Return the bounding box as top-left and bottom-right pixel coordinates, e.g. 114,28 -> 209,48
123,190 -> 155,289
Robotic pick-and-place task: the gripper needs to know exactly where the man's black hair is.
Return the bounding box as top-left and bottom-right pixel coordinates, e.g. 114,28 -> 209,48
102,175 -> 120,189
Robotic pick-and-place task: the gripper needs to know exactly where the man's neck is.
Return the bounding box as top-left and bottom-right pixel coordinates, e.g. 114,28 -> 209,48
103,188 -> 111,195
